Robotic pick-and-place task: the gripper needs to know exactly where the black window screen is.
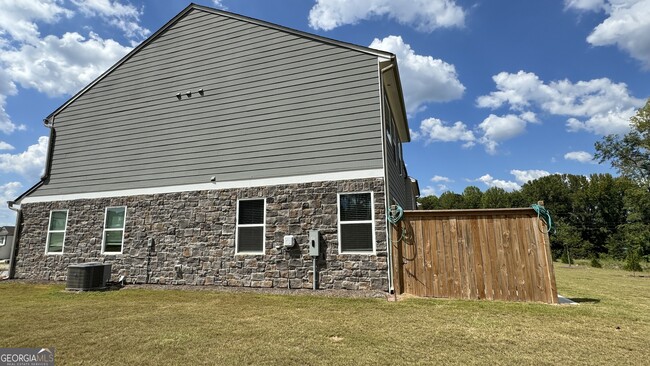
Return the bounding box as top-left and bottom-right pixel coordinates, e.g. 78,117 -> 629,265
238,200 -> 264,224
339,193 -> 373,252
237,199 -> 265,253
340,193 -> 372,221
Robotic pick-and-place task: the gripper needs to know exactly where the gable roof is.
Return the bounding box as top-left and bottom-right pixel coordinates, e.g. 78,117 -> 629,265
11,3 -> 410,204
45,3 -> 397,122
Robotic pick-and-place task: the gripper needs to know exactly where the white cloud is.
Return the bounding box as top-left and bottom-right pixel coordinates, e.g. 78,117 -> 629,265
415,117 -> 475,146
477,70 -> 644,135
0,136 -> 48,179
475,170 -> 552,191
71,0 -> 150,40
420,184 -> 449,197
0,181 -> 22,225
309,0 -> 465,32
564,0 -> 608,11
0,64 -> 26,135
420,186 -> 436,197
369,35 -> 464,114
0,141 -> 14,150
1,32 -> 132,97
0,95 -> 27,135
431,175 -> 452,182
0,0 -> 73,42
564,150 -> 595,163
510,169 -> 551,184
565,107 -> 637,134
477,174 -> 521,191
567,0 -> 650,68
212,0 -> 227,9
409,128 -> 421,141
477,114 -> 527,154
0,1 -> 136,134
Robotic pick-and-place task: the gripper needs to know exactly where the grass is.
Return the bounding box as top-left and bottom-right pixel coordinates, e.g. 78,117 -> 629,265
1,265 -> 649,365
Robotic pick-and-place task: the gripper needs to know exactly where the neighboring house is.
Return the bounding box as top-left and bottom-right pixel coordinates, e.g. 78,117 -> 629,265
0,226 -> 14,260
8,4 -> 419,291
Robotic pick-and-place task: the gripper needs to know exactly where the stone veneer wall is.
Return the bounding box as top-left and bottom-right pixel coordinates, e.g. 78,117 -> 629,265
14,178 -> 389,291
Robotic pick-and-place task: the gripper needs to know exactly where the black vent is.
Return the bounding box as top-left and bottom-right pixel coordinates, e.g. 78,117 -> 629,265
66,263 -> 111,291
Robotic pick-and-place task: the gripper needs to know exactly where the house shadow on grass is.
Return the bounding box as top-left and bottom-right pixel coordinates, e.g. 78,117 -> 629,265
569,298 -> 600,304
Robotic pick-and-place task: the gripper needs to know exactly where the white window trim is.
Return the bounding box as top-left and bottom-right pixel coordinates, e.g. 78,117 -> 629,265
102,206 -> 127,255
235,198 -> 266,255
45,209 -> 68,255
337,192 -> 376,255
0,236 -> 6,247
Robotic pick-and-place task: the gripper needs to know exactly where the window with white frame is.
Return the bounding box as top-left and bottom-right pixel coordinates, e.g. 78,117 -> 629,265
103,207 -> 126,254
46,210 -> 68,254
0,235 -> 6,247
338,193 -> 374,253
236,199 -> 265,254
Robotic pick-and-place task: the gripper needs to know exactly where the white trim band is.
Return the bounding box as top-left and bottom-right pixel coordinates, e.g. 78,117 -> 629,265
20,169 -> 385,203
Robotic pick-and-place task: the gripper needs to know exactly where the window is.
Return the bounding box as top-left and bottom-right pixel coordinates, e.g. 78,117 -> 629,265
236,199 -> 265,254
0,236 -> 5,247
103,207 -> 126,254
338,193 -> 375,253
46,210 -> 68,254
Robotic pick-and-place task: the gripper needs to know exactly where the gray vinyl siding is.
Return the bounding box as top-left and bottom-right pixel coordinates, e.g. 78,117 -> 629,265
32,8 -> 383,196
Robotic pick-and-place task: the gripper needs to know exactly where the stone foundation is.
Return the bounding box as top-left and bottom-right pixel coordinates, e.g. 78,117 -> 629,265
14,178 -> 389,291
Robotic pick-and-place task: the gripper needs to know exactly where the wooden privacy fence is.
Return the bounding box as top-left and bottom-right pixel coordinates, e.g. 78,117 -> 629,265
391,208 -> 558,304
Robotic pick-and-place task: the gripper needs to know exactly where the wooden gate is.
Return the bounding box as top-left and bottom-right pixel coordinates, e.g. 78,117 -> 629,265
391,208 -> 558,304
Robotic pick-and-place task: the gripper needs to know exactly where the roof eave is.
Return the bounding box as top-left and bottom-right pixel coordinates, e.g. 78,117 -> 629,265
380,59 -> 410,143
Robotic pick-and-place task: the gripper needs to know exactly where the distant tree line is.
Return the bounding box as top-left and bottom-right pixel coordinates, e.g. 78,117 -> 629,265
417,174 -> 650,263
418,99 -> 650,267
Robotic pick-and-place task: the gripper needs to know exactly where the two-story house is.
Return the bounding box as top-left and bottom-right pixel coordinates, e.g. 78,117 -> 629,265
8,4 -> 418,292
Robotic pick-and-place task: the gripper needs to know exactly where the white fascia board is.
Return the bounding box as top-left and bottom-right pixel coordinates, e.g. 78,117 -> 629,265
21,169 -> 384,203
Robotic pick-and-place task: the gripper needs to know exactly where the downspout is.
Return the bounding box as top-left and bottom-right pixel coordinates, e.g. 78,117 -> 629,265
42,117 -> 56,180
7,117 -> 55,279
7,201 -> 22,279
380,60 -> 395,293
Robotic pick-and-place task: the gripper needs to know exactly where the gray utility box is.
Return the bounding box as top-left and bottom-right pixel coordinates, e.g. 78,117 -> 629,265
66,263 -> 112,291
308,230 -> 320,257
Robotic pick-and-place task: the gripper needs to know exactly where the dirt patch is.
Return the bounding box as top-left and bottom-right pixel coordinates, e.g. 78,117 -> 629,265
2,279 -> 390,299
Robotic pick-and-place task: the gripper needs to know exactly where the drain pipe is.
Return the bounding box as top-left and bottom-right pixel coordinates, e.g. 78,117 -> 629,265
7,201 -> 22,279
380,60 -> 395,294
6,117 -> 56,279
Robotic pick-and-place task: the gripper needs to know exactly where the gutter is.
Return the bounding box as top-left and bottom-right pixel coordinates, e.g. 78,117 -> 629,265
6,117 -> 56,278
380,59 -> 396,294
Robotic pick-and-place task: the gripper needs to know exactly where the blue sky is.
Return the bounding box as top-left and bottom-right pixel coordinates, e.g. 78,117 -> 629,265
1,0 -> 649,224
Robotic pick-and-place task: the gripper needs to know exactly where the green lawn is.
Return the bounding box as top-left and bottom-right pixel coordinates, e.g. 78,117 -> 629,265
1,265 -> 649,365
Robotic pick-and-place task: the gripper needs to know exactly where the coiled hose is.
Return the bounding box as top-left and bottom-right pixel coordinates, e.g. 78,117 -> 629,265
531,203 -> 556,234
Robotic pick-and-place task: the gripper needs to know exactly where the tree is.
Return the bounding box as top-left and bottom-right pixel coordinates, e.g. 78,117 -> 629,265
438,191 -> 464,209
481,187 -> 510,208
461,186 -> 483,209
418,195 -> 439,210
595,98 -> 650,189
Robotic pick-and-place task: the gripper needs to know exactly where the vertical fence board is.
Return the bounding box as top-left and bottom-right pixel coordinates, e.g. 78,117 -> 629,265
434,218 -> 447,298
470,218 -> 485,299
393,209 -> 558,304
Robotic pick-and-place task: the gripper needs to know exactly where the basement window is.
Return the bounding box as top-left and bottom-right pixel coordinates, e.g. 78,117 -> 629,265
103,206 -> 126,254
46,210 -> 68,254
236,199 -> 265,255
338,193 -> 375,254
